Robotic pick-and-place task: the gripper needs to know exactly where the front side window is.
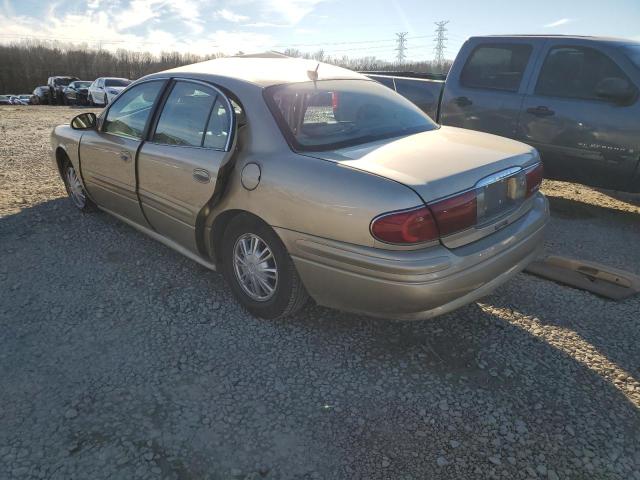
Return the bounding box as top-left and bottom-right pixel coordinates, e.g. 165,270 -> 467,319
623,45 -> 640,69
103,81 -> 163,139
460,44 -> 532,91
265,79 -> 437,151
535,46 -> 633,101
153,81 -> 223,147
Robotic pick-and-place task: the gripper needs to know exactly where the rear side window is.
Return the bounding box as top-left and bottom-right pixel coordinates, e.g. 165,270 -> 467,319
394,78 -> 437,116
153,82 -> 218,147
104,81 -> 163,139
535,46 -> 634,101
460,44 -> 532,91
203,97 -> 231,149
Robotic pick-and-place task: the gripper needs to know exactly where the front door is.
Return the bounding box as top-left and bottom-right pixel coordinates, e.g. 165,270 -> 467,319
440,40 -> 539,138
137,80 -> 236,253
518,43 -> 640,189
80,80 -> 165,225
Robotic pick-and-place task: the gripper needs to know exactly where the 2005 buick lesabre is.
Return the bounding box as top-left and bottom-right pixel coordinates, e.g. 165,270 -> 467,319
51,54 -> 549,320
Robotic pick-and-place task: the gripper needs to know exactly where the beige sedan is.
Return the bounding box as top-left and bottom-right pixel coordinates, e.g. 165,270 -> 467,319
51,55 -> 548,320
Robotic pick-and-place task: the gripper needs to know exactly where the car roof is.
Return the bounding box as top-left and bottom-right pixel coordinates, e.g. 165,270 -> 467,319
474,35 -> 640,46
149,54 -> 366,88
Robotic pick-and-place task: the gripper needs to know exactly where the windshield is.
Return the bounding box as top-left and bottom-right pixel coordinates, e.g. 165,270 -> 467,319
75,81 -> 92,88
105,79 -> 131,87
623,45 -> 640,69
265,79 -> 437,151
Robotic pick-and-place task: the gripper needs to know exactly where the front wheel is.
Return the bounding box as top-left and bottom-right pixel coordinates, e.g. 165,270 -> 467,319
62,160 -> 96,212
221,214 -> 309,319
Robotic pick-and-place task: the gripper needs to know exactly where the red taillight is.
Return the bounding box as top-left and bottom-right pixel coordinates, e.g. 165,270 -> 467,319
430,190 -> 478,236
525,163 -> 543,197
331,92 -> 339,110
371,206 -> 439,244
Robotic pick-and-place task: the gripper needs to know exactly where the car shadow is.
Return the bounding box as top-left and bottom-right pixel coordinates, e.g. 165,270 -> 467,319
546,195 -> 640,221
2,198 -> 639,478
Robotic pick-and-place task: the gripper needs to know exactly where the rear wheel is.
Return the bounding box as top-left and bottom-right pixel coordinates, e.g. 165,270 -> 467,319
221,214 -> 309,319
62,160 -> 96,212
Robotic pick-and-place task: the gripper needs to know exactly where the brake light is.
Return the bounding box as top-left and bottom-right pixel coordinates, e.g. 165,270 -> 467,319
371,206 -> 439,244
430,191 -> 478,236
331,92 -> 339,110
525,163 -> 543,197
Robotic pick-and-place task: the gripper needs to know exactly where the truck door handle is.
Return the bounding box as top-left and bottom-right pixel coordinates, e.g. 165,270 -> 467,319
526,106 -> 555,117
454,96 -> 473,107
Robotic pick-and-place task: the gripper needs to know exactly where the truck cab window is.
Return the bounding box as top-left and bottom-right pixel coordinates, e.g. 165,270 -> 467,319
535,46 -> 635,101
460,44 -> 532,91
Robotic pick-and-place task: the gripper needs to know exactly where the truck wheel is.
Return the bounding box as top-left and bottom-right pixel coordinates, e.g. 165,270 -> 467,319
62,160 -> 96,212
221,214 -> 309,319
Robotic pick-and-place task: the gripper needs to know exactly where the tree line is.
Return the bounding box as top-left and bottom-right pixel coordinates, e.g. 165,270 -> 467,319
0,41 -> 222,94
0,40 -> 451,95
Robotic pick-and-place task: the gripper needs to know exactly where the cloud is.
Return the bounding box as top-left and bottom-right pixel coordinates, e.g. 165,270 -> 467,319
215,8 -> 250,23
544,18 -> 573,28
242,22 -> 290,28
0,1 -> 275,56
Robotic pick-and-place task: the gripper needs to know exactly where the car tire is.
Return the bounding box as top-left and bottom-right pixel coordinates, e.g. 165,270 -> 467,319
62,159 -> 97,213
221,214 -> 309,319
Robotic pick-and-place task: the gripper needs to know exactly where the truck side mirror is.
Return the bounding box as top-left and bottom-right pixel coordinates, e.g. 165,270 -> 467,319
71,112 -> 97,130
595,77 -> 636,104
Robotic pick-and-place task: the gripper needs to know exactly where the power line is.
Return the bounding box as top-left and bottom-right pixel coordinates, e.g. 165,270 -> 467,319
395,32 -> 408,63
433,20 -> 449,67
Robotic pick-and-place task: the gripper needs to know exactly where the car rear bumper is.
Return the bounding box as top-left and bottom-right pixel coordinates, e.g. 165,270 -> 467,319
276,193 -> 549,320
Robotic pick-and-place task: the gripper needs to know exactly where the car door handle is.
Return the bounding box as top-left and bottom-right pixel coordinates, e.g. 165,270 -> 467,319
118,151 -> 130,162
192,168 -> 210,183
526,106 -> 555,117
454,96 -> 473,107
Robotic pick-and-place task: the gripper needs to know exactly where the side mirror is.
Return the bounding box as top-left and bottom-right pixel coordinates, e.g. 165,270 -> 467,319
595,77 -> 636,104
71,112 -> 97,130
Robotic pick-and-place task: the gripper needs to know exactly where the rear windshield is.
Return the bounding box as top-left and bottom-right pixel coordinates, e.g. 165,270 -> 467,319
265,79 -> 437,151
623,45 -> 640,69
105,79 -> 131,87
54,78 -> 75,86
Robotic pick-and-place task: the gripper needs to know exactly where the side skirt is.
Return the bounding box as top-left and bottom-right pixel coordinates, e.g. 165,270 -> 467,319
100,207 -> 218,272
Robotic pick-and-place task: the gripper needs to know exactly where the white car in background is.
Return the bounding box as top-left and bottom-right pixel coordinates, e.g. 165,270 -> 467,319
88,77 -> 131,106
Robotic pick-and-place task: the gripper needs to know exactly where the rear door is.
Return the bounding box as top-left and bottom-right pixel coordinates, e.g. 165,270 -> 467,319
80,80 -> 165,226
440,39 -> 541,138
518,41 -> 640,189
137,79 -> 236,253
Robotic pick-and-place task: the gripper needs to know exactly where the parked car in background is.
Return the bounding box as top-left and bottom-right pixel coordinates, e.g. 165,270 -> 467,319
47,76 -> 79,105
63,81 -> 92,105
8,95 -> 28,105
32,86 -> 50,105
0,95 -> 11,105
88,77 -> 131,106
367,35 -> 640,192
52,56 -> 548,320
18,95 -> 33,105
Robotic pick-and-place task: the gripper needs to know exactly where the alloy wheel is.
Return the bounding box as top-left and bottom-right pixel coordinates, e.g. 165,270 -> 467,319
66,166 -> 86,208
233,233 -> 278,301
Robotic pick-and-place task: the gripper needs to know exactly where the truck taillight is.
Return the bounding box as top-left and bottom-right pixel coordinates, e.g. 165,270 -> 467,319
331,92 -> 339,110
371,206 -> 439,244
525,163 -> 544,197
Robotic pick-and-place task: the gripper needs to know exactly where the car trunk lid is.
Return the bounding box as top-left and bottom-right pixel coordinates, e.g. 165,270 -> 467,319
305,126 -> 541,247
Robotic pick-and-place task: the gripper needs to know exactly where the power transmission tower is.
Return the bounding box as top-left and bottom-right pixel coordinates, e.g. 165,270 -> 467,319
395,32 -> 408,63
433,21 -> 449,69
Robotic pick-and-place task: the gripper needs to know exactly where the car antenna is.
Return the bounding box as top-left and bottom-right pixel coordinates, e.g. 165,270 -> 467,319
307,63 -> 320,82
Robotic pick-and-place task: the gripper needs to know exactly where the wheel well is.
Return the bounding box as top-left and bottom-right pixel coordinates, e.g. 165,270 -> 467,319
55,147 -> 69,178
209,210 -> 267,266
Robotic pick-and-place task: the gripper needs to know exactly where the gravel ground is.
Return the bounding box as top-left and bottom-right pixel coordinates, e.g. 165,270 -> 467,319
1,105 -> 639,479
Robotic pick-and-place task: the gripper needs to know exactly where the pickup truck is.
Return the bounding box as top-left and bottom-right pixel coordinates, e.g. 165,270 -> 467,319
366,35 -> 640,192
